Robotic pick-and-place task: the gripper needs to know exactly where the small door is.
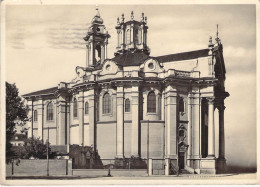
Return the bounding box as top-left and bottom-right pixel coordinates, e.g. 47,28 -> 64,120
178,152 -> 185,169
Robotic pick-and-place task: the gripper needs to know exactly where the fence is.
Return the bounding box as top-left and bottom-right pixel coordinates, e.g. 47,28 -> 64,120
6,159 -> 72,176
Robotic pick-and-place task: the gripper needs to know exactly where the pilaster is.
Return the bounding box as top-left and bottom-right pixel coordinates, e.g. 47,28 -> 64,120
165,85 -> 177,159
28,100 -> 33,138
78,91 -> 84,145
207,97 -> 215,158
38,99 -> 44,140
116,86 -> 124,158
218,104 -> 225,160
131,85 -> 139,156
88,89 -> 95,147
186,93 -> 192,166
191,92 -> 201,159
57,95 -> 67,145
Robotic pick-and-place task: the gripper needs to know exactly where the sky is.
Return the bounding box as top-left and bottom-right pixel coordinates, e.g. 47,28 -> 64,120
5,4 -> 256,168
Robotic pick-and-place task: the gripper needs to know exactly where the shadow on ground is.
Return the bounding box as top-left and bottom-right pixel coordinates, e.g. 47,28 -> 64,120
225,165 -> 257,174
6,175 -> 109,180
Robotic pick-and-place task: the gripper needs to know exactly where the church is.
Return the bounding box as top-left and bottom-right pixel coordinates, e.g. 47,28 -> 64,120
23,8 -> 229,174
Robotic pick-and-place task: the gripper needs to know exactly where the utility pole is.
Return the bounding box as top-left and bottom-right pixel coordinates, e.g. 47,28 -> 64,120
47,127 -> 49,176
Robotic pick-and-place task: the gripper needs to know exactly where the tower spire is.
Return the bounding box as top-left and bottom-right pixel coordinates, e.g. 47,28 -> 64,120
131,11 -> 134,21
95,4 -> 100,17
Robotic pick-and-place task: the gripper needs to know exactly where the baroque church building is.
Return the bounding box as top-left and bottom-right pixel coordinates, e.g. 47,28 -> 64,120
23,9 -> 229,174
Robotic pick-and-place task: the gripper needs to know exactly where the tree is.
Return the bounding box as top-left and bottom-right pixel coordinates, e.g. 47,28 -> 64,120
15,138 -> 52,159
6,82 -> 29,163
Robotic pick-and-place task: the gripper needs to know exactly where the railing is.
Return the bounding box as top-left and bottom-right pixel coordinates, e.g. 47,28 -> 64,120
96,158 -> 148,169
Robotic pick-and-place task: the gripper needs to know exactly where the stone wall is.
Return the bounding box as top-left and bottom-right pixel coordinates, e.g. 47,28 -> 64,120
140,121 -> 165,159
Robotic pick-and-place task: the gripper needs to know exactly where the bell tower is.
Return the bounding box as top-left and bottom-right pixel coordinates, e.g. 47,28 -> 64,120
115,11 -> 149,56
84,7 -> 110,67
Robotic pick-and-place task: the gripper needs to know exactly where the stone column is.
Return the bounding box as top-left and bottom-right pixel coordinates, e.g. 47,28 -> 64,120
207,97 -> 215,157
165,85 -> 177,158
121,29 -> 124,50
161,91 -> 165,121
131,85 -> 139,156
78,91 -> 84,145
186,93 -> 192,166
88,89 -> 95,147
89,42 -> 93,66
105,43 -> 108,59
27,100 -> 33,138
38,99 -> 44,140
116,86 -> 124,158
218,105 -> 225,159
192,93 -> 201,159
86,44 -> 89,67
66,100 -> 70,147
57,95 -> 67,145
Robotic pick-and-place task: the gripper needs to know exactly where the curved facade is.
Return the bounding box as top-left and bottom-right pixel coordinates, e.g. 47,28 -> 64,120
23,9 -> 229,174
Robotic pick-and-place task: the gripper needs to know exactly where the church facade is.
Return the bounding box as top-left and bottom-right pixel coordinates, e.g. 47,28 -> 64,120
23,9 -> 229,174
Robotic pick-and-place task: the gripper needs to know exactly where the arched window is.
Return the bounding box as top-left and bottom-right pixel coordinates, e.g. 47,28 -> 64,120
179,98 -> 185,113
138,29 -> 142,44
126,29 -> 130,44
34,110 -> 38,122
103,93 -> 111,114
134,29 -> 138,44
47,103 -> 53,121
85,101 -> 89,115
73,98 -> 78,118
158,95 -> 161,119
125,99 -> 130,112
118,31 -> 122,47
147,91 -> 156,113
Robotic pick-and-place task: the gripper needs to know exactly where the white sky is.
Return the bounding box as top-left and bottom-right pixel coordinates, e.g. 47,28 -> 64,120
5,4 -> 256,168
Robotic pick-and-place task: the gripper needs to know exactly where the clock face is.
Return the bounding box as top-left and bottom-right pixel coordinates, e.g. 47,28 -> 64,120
96,27 -> 101,32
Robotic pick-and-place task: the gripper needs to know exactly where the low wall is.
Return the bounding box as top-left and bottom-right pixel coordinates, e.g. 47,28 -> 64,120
6,159 -> 71,176
72,169 -> 148,177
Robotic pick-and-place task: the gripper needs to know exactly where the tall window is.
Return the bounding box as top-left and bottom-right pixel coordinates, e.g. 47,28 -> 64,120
85,101 -> 89,115
179,98 -> 185,113
147,91 -> 156,113
103,93 -> 111,114
125,99 -> 130,112
73,98 -> 78,118
134,29 -> 138,44
138,29 -> 142,44
158,96 -> 161,119
126,29 -> 130,44
47,103 -> 53,121
34,110 -> 38,122
118,31 -> 122,47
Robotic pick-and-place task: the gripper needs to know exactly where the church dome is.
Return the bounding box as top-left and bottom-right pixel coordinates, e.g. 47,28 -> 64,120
91,7 -> 103,24
91,15 -> 103,24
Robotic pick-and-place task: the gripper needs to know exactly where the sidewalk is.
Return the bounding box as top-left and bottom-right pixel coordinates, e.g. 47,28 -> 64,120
6,173 -> 256,180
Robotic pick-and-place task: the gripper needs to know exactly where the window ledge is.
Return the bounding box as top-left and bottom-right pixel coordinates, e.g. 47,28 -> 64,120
102,113 -> 112,117
46,120 -> 55,123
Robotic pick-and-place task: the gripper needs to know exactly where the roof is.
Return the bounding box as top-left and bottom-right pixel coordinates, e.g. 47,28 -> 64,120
23,86 -> 58,97
111,49 -> 210,66
154,49 -> 209,63
11,134 -> 27,142
112,51 -> 150,66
